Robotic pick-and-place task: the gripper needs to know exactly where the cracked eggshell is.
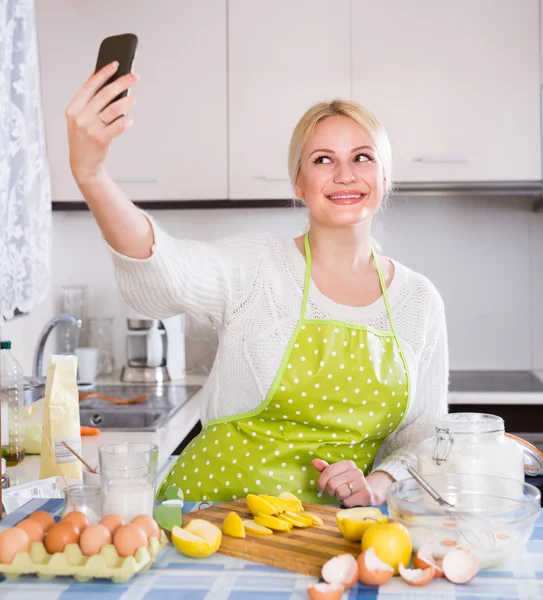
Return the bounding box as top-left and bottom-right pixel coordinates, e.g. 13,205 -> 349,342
307,582 -> 345,600
321,553 -> 359,589
442,547 -> 479,584
413,546 -> 444,578
399,563 -> 435,586
356,547 -> 394,586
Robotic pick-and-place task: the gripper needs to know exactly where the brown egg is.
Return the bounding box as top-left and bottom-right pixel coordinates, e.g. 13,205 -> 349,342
45,521 -> 80,554
0,528 -> 30,564
113,524 -> 148,558
27,510 -> 55,533
15,519 -> 45,544
79,524 -> 112,556
131,515 -> 160,539
62,511 -> 90,532
99,514 -> 125,537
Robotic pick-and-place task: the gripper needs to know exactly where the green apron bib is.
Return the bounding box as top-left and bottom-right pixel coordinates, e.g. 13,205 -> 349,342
158,234 -> 410,504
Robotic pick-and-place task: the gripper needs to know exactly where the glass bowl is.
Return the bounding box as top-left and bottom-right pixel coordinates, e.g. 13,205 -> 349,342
387,473 -> 540,569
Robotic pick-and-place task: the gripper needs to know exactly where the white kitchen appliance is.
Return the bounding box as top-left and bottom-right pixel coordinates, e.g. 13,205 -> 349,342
121,308 -> 186,383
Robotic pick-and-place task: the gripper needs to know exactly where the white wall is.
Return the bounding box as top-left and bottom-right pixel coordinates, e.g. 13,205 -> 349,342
2,197 -> 542,375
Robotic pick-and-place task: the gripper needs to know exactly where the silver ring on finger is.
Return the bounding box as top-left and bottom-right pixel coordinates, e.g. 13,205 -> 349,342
336,482 -> 355,502
98,113 -> 109,126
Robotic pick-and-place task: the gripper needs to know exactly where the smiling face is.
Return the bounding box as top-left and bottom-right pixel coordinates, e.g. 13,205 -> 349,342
294,115 -> 387,228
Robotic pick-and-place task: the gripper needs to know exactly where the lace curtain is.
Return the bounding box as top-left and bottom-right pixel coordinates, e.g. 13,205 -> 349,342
0,0 -> 51,321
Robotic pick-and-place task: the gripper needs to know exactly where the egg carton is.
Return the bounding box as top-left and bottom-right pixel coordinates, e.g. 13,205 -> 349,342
0,529 -> 168,583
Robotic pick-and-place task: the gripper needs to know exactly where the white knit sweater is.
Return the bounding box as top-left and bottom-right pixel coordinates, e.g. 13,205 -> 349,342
109,214 -> 449,483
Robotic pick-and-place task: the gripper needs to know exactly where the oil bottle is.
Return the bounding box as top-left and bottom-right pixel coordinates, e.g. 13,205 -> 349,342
0,341 -> 25,465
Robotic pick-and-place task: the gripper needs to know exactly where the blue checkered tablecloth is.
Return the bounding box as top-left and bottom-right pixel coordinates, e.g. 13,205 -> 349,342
0,499 -> 542,599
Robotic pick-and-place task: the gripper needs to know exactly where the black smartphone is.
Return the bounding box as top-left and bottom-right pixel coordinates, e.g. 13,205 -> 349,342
94,33 -> 138,105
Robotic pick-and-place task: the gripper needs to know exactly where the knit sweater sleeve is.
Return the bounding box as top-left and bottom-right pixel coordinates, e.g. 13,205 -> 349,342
371,288 -> 449,483
107,212 -> 263,326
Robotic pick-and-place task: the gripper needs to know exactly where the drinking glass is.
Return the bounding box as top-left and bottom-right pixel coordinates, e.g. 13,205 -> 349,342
99,443 -> 158,520
88,317 -> 115,375
62,484 -> 102,522
57,286 -> 87,352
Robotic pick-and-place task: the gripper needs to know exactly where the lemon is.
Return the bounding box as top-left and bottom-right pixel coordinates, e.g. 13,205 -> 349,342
258,494 -> 286,513
284,511 -> 313,526
361,522 -> 412,573
246,494 -> 277,516
222,511 -> 245,538
172,519 -> 222,558
303,512 -> 324,527
279,492 -> 300,502
279,513 -> 310,528
242,519 -> 273,535
254,513 -> 293,532
336,507 -> 388,541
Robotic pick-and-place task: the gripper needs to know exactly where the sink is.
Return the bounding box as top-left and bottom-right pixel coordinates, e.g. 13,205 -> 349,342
79,383 -> 201,432
79,408 -> 168,432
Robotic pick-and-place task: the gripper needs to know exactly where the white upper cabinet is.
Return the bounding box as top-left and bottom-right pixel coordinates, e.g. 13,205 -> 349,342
351,0 -> 541,183
228,0 -> 351,199
37,0 -> 227,202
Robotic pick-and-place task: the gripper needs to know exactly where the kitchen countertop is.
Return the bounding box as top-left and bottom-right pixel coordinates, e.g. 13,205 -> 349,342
8,369 -> 543,488
7,373 -> 207,488
0,499 -> 541,599
448,370 -> 543,405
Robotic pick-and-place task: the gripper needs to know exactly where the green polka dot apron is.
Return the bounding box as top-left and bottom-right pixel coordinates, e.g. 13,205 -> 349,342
158,234 -> 410,504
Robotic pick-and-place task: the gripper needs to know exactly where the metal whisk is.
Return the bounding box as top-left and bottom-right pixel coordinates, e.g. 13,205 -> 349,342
406,465 -> 496,551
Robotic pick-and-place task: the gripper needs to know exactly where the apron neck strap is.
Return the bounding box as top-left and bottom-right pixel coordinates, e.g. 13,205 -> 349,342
371,246 -> 399,339
302,233 -> 313,317
302,233 -> 398,338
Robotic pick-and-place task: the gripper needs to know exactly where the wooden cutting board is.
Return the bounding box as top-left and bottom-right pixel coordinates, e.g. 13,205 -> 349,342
183,500 -> 360,577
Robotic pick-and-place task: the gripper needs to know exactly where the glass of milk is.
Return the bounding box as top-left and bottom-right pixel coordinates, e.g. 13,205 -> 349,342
99,443 -> 158,520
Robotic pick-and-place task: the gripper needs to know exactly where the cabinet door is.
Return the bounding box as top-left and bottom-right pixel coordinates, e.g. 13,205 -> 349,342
228,0 -> 351,199
36,0 -> 227,202
352,0 -> 540,182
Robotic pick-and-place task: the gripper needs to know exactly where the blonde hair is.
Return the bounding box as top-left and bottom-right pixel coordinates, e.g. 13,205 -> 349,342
288,99 -> 393,199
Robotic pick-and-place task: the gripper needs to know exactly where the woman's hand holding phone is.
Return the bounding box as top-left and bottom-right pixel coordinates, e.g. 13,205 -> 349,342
65,62 -> 139,185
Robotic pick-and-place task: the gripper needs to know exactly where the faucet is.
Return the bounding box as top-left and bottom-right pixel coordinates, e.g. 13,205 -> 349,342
33,314 -> 82,377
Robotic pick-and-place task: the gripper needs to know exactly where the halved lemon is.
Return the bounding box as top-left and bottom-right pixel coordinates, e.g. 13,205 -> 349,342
172,519 -> 222,558
242,519 -> 273,535
222,511 -> 245,538
336,507 -> 388,541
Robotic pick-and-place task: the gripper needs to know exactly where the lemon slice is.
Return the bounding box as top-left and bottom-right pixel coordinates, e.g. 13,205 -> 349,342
254,513 -> 293,532
303,512 -> 324,527
172,519 -> 222,558
263,494 -> 303,513
242,519 -> 273,535
284,511 -> 313,526
222,511 -> 245,539
246,494 -> 278,516
258,494 -> 286,514
279,514 -> 311,528
336,507 -> 387,541
279,492 -> 300,502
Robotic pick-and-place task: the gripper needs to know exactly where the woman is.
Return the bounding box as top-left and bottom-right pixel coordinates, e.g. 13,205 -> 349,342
66,62 -> 448,507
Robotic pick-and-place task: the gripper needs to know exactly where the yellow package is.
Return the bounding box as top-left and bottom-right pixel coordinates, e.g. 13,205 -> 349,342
40,355 -> 82,480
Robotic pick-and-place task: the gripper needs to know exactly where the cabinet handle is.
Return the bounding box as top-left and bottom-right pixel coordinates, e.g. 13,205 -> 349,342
113,177 -> 160,183
413,156 -> 468,164
256,175 -> 290,182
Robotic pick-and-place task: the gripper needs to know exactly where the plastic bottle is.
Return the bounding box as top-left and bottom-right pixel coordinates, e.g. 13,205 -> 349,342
0,341 -> 25,465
